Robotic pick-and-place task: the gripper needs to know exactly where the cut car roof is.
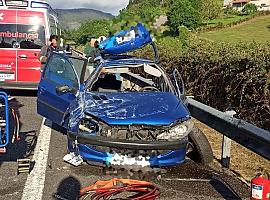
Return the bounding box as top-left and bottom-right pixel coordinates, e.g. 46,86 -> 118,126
102,55 -> 155,68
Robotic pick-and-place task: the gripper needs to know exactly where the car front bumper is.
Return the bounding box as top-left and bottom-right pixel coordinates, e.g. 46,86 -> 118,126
67,132 -> 188,167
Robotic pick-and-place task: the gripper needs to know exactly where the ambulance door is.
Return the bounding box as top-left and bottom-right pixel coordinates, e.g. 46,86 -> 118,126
16,11 -> 45,84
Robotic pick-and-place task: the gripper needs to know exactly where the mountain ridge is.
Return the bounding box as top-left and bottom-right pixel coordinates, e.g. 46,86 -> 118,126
56,8 -> 113,30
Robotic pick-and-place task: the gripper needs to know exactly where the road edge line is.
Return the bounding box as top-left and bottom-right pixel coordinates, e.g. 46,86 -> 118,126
21,118 -> 52,200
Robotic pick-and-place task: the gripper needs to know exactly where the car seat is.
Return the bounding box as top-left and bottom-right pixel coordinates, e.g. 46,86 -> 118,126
92,74 -> 122,92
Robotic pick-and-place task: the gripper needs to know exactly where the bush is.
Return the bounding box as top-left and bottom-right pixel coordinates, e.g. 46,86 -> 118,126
178,25 -> 190,47
242,3 -> 257,15
223,7 -> 241,15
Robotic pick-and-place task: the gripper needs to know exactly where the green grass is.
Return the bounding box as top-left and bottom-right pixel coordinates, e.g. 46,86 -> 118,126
202,15 -> 251,27
199,15 -> 270,43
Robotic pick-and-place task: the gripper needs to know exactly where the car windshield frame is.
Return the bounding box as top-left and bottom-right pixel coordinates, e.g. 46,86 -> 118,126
85,60 -> 177,95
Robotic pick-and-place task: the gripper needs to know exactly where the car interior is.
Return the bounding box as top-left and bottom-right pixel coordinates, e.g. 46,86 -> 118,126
90,64 -> 171,93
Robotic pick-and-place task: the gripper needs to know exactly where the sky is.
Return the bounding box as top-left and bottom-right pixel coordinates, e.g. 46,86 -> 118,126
46,0 -> 129,15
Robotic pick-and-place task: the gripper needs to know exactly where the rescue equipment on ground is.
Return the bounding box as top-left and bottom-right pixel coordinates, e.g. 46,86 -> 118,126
0,92 -> 9,153
80,178 -> 160,200
251,172 -> 270,200
17,158 -> 31,174
0,92 -> 20,154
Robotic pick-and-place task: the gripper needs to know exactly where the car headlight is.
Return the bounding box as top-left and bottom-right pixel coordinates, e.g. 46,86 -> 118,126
79,118 -> 100,135
157,120 -> 193,141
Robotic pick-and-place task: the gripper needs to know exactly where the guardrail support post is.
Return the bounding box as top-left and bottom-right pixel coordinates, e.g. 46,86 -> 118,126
221,111 -> 236,168
221,135 -> 232,168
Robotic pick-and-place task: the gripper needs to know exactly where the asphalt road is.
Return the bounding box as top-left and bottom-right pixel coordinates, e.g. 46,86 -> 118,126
0,93 -> 251,200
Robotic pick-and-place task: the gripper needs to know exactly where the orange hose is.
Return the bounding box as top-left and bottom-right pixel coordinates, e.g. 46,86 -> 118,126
79,178 -> 160,199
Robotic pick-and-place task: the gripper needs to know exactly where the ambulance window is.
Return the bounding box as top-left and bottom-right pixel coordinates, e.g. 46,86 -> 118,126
0,24 -> 45,49
18,25 -> 45,49
0,24 -> 16,48
0,1 -> 3,6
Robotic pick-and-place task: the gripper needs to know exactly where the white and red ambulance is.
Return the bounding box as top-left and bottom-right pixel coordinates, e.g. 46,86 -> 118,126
0,0 -> 59,89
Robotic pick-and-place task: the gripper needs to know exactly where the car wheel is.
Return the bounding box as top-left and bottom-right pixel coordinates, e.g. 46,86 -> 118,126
187,126 -> 213,165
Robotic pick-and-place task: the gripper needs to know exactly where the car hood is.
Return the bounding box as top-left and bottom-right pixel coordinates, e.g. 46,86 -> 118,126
83,92 -> 190,126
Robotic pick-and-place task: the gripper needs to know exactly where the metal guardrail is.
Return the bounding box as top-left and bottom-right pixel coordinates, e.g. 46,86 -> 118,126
187,97 -> 270,164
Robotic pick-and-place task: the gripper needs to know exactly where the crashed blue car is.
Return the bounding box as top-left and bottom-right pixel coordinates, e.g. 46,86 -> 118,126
37,24 -> 213,169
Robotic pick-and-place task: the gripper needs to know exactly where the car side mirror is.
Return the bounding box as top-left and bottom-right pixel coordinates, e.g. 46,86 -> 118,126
56,85 -> 75,95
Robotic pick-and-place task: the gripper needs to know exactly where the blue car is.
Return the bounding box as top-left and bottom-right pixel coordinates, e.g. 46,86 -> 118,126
37,52 -> 213,168
37,24 -> 213,168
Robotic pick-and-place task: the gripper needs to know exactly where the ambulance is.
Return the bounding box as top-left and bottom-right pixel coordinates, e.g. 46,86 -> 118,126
0,0 -> 59,89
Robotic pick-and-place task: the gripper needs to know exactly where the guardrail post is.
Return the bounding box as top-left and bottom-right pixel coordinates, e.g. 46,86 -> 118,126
221,135 -> 232,168
221,111 -> 236,168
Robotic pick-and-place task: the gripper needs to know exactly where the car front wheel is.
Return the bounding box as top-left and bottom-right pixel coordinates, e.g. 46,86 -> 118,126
186,126 -> 214,165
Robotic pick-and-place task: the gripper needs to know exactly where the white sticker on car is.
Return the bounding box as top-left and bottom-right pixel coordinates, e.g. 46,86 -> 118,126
0,73 -> 15,80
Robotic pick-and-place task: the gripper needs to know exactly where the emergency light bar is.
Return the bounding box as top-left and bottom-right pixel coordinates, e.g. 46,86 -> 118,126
31,1 -> 49,9
2,0 -> 57,16
5,0 -> 28,7
30,1 -> 57,16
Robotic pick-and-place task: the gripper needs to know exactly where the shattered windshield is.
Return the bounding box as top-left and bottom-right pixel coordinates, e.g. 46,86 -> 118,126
0,24 -> 45,49
90,64 -> 172,93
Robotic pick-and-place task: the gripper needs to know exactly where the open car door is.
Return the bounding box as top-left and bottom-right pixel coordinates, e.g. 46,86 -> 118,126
37,52 -> 87,126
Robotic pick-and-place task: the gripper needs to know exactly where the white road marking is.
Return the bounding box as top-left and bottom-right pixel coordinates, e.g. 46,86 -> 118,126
21,118 -> 52,200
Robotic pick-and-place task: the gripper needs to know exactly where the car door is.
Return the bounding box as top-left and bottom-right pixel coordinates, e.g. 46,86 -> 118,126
37,53 -> 81,126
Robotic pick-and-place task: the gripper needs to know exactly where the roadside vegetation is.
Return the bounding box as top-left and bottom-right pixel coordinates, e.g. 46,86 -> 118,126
63,0 -> 270,131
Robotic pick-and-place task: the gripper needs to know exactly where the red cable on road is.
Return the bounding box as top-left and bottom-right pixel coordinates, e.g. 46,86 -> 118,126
80,178 -> 160,200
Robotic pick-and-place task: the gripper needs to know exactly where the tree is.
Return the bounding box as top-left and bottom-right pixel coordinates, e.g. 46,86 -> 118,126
167,0 -> 201,34
201,0 -> 222,21
70,19 -> 112,44
122,0 -> 163,20
242,3 -> 257,15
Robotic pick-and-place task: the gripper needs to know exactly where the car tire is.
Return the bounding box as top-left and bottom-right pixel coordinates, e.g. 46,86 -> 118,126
187,126 -> 213,165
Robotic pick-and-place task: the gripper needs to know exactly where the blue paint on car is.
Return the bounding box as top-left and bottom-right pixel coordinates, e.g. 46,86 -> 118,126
37,24 -> 193,168
80,92 -> 190,126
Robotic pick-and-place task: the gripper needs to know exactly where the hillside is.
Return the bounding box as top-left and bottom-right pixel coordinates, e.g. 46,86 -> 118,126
198,15 -> 270,43
56,8 -> 113,30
